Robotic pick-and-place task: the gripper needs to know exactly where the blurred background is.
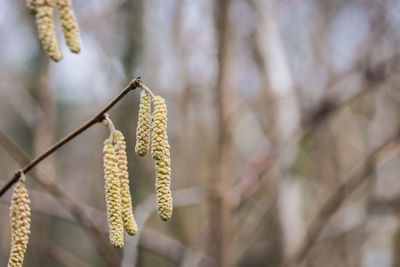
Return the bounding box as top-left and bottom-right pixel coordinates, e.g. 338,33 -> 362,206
1,0 -> 400,266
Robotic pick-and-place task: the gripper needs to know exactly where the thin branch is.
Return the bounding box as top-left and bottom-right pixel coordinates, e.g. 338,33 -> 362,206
0,77 -> 142,198
137,80 -> 155,99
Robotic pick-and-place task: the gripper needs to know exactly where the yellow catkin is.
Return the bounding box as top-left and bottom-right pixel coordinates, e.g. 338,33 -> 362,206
8,178 -> 31,267
155,155 -> 173,221
26,0 -> 37,13
103,139 -> 124,248
151,95 -> 170,161
151,95 -> 173,221
35,0 -> 63,61
56,0 -> 81,53
114,130 -> 138,236
135,90 -> 152,156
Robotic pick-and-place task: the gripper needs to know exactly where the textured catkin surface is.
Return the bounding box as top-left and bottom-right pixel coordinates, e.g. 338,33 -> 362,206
35,2 -> 63,61
56,0 -> 81,53
155,155 -> 173,221
151,95 -> 170,161
135,90 -> 152,156
26,0 -> 37,13
114,130 -> 138,236
8,179 -> 31,267
103,139 -> 124,248
151,95 -> 173,221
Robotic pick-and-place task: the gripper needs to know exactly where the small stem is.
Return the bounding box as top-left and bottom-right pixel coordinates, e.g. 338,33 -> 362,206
138,80 -> 156,99
0,77 -> 143,198
103,114 -> 116,140
18,171 -> 26,183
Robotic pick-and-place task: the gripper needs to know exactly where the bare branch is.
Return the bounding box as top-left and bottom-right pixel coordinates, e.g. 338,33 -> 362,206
0,77 -> 142,197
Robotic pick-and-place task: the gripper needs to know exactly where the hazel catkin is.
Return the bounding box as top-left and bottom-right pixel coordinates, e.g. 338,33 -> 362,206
8,177 -> 31,267
155,155 -> 173,221
151,95 -> 170,161
35,1 -> 63,61
56,0 -> 81,53
135,90 -> 152,156
114,130 -> 138,236
103,139 -> 124,248
151,95 -> 173,221
26,0 -> 37,13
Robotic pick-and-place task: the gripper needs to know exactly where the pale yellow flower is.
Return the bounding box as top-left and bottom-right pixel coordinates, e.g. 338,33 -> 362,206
103,139 -> 124,248
114,130 -> 138,235
135,90 -> 152,156
56,0 -> 81,53
8,177 -> 31,267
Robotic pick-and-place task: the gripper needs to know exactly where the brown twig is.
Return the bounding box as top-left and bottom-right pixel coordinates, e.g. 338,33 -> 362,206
0,77 -> 142,198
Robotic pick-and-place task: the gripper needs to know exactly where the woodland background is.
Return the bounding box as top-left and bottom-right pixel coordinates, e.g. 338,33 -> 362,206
1,0 -> 400,266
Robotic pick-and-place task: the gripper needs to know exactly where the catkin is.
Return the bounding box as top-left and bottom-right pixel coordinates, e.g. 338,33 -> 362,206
114,130 -> 138,236
135,90 -> 152,156
56,0 -> 81,53
26,0 -> 37,13
151,95 -> 170,161
35,0 -> 63,61
155,155 -> 173,221
151,95 -> 173,221
103,139 -> 124,248
8,178 -> 31,267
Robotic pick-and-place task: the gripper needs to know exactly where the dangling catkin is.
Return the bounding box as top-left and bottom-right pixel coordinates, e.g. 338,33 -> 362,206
114,130 -> 138,236
103,138 -> 124,248
35,0 -> 63,61
8,177 -> 31,267
56,0 -> 81,53
151,95 -> 173,221
26,0 -> 37,13
155,155 -> 173,221
151,95 -> 170,161
135,90 -> 152,156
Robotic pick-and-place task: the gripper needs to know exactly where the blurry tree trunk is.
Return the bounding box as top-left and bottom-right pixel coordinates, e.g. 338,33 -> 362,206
257,0 -> 305,259
209,0 -> 232,266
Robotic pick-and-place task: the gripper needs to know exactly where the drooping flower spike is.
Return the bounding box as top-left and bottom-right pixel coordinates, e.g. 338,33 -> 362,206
102,121 -> 124,247
56,0 -> 81,53
114,130 -> 138,235
150,96 -> 173,221
34,0 -> 63,61
8,172 -> 31,267
135,90 -> 152,157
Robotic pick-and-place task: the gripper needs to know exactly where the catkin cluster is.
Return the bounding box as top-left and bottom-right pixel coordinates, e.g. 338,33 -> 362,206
102,124 -> 138,248
8,177 -> 31,267
151,96 -> 173,221
135,90 -> 152,156
26,0 -> 81,61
